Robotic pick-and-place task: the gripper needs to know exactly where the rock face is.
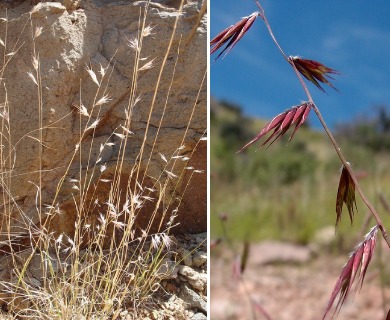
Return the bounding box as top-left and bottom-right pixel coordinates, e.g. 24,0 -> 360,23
0,0 -> 206,251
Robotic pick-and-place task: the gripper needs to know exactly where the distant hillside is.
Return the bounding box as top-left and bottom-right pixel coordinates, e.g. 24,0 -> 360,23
211,97 -> 390,247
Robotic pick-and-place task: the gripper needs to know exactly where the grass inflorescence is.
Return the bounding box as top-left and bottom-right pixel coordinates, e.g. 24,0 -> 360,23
0,1 -> 206,319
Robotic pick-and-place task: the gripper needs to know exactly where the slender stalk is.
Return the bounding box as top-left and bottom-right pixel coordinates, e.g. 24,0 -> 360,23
313,103 -> 390,248
254,0 -> 288,61
257,0 -> 390,248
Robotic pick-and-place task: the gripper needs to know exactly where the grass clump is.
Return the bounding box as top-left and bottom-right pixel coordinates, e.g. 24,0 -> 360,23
0,1 -> 206,319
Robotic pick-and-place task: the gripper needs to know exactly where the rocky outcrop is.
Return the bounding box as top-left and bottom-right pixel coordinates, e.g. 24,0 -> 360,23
0,232 -> 208,318
0,0 -> 206,252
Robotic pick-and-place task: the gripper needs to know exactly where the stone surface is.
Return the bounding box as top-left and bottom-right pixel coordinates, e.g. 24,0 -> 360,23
248,241 -> 312,266
191,313 -> 207,320
192,250 -> 206,267
0,0 -> 206,252
179,284 -> 207,313
179,265 -> 207,292
1,233 -> 208,318
178,247 -> 193,266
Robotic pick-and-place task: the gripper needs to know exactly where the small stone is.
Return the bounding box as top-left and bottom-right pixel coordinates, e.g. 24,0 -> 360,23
166,282 -> 178,294
179,266 -> 207,291
188,273 -> 207,292
179,265 -> 196,277
195,233 -> 206,245
192,251 -> 207,267
187,310 -> 195,318
249,241 -> 311,265
192,313 -> 207,320
119,310 -> 128,317
166,302 -> 175,311
151,310 -> 159,320
178,248 -> 193,266
179,285 -> 207,313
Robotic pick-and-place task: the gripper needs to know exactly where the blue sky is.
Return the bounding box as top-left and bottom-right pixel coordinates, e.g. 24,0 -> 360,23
210,0 -> 390,128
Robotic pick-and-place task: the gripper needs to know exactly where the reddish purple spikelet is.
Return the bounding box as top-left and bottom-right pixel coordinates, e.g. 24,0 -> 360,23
210,238 -> 222,250
232,243 -> 250,280
323,225 -> 379,319
336,164 -> 357,226
237,102 -> 312,152
288,56 -> 340,92
240,241 -> 250,275
211,12 -> 261,60
252,300 -> 273,320
232,254 -> 242,280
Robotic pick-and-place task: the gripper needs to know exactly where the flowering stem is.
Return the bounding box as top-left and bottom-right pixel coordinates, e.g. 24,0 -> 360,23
254,0 -> 288,62
290,62 -> 314,103
257,0 -> 390,249
313,103 -> 390,249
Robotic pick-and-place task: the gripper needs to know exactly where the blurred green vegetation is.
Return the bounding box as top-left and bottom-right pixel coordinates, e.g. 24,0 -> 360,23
211,99 -> 390,252
335,106 -> 390,152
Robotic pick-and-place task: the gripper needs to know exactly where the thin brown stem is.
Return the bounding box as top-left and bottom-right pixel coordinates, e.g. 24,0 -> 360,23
257,1 -> 390,249
312,103 -> 390,248
290,62 -> 314,103
254,0 -> 288,61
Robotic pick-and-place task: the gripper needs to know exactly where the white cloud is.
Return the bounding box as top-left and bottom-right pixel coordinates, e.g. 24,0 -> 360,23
322,24 -> 390,57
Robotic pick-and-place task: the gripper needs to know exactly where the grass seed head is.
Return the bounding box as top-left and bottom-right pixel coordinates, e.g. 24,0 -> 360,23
336,164 -> 357,226
323,225 -> 378,319
238,102 -> 312,152
289,56 -> 340,92
211,12 -> 261,60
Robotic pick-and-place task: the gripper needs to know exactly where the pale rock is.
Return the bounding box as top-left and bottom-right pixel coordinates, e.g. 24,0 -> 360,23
179,284 -> 206,313
178,247 -> 193,266
0,0 -> 206,254
30,2 -> 66,17
192,250 -> 206,267
249,241 -> 312,265
178,265 -> 207,292
192,313 -> 207,320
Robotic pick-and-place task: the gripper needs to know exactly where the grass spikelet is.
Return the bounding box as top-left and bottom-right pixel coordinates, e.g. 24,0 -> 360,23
322,226 -> 378,319
211,12 -> 261,60
289,56 -> 340,92
336,163 -> 357,226
0,2 -> 206,319
95,94 -> 111,106
237,102 -> 312,152
86,66 -> 100,86
138,58 -> 155,71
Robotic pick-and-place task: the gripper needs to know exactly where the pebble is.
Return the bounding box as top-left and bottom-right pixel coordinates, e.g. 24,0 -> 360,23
192,313 -> 207,320
188,273 -> 207,292
179,285 -> 207,313
179,266 -> 207,291
192,251 -> 207,267
178,247 -> 193,266
249,240 -> 311,265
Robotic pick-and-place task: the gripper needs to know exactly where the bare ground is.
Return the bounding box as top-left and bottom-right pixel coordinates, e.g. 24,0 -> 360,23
211,242 -> 390,320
